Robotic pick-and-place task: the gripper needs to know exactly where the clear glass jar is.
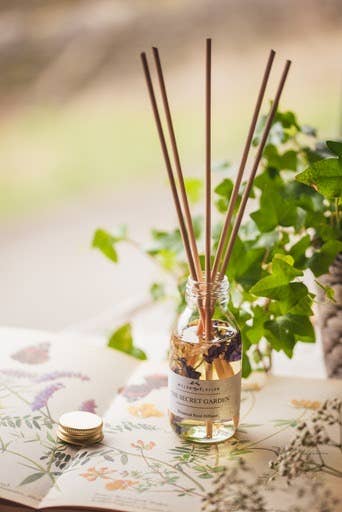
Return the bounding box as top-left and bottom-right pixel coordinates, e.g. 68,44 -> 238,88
168,276 -> 241,443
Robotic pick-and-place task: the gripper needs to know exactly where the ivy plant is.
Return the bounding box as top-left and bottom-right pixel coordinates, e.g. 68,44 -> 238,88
92,110 -> 342,377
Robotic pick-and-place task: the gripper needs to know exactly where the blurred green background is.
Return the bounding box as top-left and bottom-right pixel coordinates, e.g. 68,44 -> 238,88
0,0 -> 341,220
0,0 -> 341,331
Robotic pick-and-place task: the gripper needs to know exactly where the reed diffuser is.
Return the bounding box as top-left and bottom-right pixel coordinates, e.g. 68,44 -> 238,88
141,41 -> 291,443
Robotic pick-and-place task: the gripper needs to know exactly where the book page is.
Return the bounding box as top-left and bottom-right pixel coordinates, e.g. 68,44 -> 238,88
0,328 -> 141,509
42,367 -> 342,512
1,328 -> 341,512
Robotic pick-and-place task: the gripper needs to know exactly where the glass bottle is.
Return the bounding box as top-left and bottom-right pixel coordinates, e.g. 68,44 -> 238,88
168,275 -> 241,443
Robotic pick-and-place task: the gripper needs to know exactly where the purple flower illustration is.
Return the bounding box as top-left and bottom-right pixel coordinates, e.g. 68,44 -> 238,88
11,342 -> 50,365
31,383 -> 64,411
0,369 -> 90,383
120,374 -> 168,402
35,371 -> 89,382
79,399 -> 97,413
0,369 -> 37,379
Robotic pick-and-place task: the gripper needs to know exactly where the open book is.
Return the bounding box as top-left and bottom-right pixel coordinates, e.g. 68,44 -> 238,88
0,327 -> 340,512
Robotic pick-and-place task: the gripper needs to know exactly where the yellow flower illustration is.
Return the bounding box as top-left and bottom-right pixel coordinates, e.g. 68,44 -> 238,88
80,466 -> 116,481
290,399 -> 321,410
128,402 -> 163,418
105,479 -> 138,491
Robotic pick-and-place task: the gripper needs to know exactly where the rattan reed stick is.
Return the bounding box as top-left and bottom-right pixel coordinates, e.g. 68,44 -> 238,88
152,47 -> 203,282
211,49 -> 276,281
140,52 -> 198,281
219,59 -> 292,278
205,38 -> 212,344
204,38 -> 213,439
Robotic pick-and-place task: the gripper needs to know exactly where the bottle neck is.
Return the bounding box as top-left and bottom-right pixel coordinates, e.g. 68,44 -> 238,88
185,275 -> 229,309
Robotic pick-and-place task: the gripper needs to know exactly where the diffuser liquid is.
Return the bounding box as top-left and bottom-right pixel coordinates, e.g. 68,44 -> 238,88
169,320 -> 242,444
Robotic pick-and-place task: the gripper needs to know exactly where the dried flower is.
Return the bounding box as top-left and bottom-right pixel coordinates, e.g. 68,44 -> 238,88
176,358 -> 201,379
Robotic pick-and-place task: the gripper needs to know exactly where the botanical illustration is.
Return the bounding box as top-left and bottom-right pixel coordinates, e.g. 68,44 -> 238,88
0,337 -> 341,511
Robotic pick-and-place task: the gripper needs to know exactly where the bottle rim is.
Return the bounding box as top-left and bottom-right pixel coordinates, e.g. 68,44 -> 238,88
185,274 -> 229,303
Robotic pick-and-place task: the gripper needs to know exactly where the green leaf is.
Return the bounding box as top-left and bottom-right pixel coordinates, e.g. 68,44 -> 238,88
250,255 -> 302,297
245,306 -> 269,344
226,238 -> 265,288
315,280 -> 336,303
263,144 -> 297,171
296,158 -> 342,199
192,215 -> 203,240
150,282 -> 166,302
242,353 -> 252,378
326,140 -> 342,158
20,472 -> 44,486
265,314 -> 315,357
92,228 -> 124,263
289,235 -> 311,268
120,454 -> 128,465
214,178 -> 234,213
184,178 -> 203,204
309,240 -> 342,276
148,228 -> 182,254
47,431 -> 55,443
108,323 -> 147,360
251,186 -> 299,232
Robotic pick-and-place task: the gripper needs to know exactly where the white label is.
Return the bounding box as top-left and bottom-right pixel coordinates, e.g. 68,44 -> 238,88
168,370 -> 241,421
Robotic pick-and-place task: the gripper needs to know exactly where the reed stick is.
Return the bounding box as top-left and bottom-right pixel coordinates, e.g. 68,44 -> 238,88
205,38 -> 212,344
211,49 -> 276,281
205,38 -> 213,439
152,47 -> 203,282
219,60 -> 292,278
140,52 -> 198,281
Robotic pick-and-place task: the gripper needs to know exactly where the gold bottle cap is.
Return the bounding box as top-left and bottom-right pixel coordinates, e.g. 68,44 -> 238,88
57,411 -> 103,446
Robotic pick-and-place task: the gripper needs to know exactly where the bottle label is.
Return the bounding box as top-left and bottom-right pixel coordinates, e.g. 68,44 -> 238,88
168,369 -> 241,421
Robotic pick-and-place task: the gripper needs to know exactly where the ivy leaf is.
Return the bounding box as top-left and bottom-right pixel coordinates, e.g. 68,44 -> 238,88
242,352 -> 252,378
150,282 -> 166,302
226,238 -> 265,288
148,228 -> 182,254
184,178 -> 203,204
296,158 -> 342,199
251,186 -> 299,232
214,178 -> 234,213
326,140 -> 342,159
192,215 -> 203,240
92,228 -> 126,263
250,255 -> 302,297
108,323 -> 147,360
263,144 -> 297,171
289,235 -> 311,268
265,315 -> 314,357
308,240 -> 342,277
245,306 -> 269,344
